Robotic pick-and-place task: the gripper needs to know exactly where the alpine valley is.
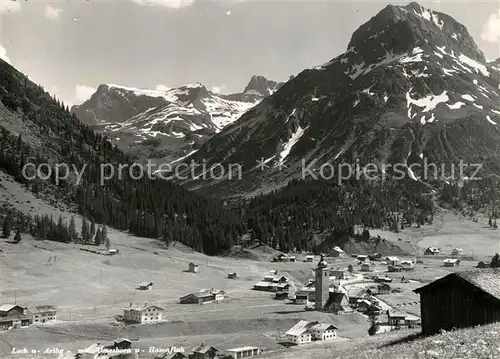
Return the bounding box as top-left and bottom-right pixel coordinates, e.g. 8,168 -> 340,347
3,3 -> 500,358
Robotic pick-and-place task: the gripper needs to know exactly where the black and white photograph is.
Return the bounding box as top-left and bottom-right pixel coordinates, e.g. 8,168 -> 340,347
1,0 -> 500,358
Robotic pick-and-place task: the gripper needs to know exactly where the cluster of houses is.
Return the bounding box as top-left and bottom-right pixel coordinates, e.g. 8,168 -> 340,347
152,343 -> 265,359
180,289 -> 226,305
253,271 -> 292,292
387,310 -> 421,329
284,320 -> 338,345
0,304 -> 57,330
424,247 -> 464,257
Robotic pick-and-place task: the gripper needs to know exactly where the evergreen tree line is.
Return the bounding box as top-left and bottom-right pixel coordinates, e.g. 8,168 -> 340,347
1,210 -> 111,246
243,178 -> 434,252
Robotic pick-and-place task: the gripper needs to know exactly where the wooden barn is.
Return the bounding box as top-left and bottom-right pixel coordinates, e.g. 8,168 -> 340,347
138,282 -> 153,290
188,262 -> 199,273
189,343 -> 218,359
414,269 -> 500,335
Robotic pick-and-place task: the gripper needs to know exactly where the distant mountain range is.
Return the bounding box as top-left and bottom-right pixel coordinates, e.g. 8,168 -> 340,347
70,76 -> 283,164
175,2 -> 500,198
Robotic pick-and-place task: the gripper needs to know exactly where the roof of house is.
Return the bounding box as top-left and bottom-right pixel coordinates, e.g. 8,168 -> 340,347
0,304 -> 23,312
123,304 -> 164,311
181,292 -> 217,300
387,310 -> 407,318
29,305 -> 57,313
386,256 -> 400,261
189,262 -> 198,266
414,269 -> 500,302
405,314 -> 420,321
295,290 -> 311,298
139,282 -> 153,286
309,323 -> 338,331
191,344 -> 218,354
285,320 -> 311,336
226,347 -> 260,352
358,299 -> 372,305
443,258 -> 460,263
331,246 -> 345,253
158,352 -> 187,359
254,281 -> 273,287
347,287 -> 367,298
114,338 -> 132,343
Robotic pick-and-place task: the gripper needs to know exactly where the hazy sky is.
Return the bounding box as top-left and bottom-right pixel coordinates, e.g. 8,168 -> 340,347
1,0 -> 500,106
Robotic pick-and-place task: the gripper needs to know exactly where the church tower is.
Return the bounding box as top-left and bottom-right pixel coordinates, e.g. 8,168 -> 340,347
315,254 -> 330,311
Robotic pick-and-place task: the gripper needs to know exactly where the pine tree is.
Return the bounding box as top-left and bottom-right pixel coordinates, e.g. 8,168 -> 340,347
2,215 -> 11,238
95,228 -> 102,246
102,226 -> 110,249
69,216 -> 77,242
81,219 -> 89,243
491,253 -> 500,268
90,221 -> 96,238
13,230 -> 21,243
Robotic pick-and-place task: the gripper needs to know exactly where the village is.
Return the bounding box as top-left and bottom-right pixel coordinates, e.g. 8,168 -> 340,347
1,226 -> 497,359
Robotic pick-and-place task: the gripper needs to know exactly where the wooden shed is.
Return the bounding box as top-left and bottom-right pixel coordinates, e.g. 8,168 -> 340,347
188,262 -> 199,273
414,269 -> 500,335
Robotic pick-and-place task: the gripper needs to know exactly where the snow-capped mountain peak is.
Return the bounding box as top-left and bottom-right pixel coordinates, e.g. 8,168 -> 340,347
176,2 -> 500,197
70,76 -> 283,164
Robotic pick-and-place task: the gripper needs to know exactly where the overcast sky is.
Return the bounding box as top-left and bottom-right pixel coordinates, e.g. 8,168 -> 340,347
1,0 -> 500,106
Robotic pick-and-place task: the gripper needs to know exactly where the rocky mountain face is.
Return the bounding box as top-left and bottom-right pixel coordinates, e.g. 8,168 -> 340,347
71,77 -> 283,164
176,2 -> 500,197
222,75 -> 283,102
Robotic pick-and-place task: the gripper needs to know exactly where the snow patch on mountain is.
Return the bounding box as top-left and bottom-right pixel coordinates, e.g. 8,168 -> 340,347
107,84 -> 168,98
413,5 -> 444,29
486,115 -> 497,125
457,54 -> 490,77
447,102 -> 465,109
278,125 -> 307,166
406,90 -> 449,117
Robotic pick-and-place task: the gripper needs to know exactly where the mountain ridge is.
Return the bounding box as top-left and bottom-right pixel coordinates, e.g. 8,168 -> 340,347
173,2 -> 500,197
71,76 -> 283,164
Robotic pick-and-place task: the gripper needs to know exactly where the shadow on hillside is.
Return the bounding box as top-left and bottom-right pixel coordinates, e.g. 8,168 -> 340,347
3,239 -> 20,244
270,310 -> 306,315
379,332 -> 425,348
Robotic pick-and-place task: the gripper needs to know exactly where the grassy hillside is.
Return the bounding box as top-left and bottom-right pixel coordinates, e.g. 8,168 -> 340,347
257,322 -> 500,359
